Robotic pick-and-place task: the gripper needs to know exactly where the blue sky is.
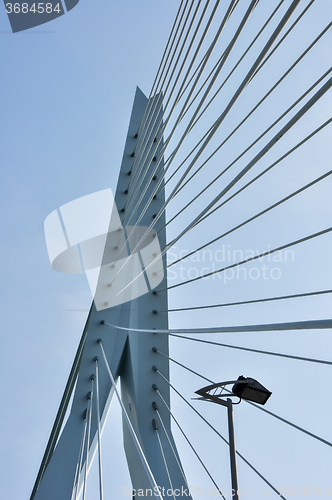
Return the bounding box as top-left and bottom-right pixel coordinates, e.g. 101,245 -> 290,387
1,1 -> 332,499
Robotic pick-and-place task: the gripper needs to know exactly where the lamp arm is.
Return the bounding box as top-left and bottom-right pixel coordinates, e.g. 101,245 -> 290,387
195,379 -> 248,397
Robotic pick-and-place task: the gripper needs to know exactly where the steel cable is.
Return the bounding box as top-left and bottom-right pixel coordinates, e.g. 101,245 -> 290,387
122,0 -> 238,228
161,70 -> 332,231
159,23 -> 331,198
154,386 -> 227,499
154,368 -> 287,500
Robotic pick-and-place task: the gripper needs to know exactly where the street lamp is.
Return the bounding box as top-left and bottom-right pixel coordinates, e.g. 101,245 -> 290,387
195,376 -> 272,500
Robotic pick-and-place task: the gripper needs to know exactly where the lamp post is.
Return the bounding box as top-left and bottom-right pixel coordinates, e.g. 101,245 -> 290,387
195,376 -> 272,500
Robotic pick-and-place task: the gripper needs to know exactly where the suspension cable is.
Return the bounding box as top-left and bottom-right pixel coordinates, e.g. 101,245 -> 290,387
148,0 -> 186,99
128,0 -> 260,229
166,163 -> 332,268
153,405 -> 189,488
192,0 -> 317,129
109,26 -> 331,305
71,414 -> 88,500
176,0 -> 241,103
154,368 -> 287,500
243,398 -> 332,448
163,226 -> 332,291
192,117 -> 332,229
122,0 -> 220,215
157,339 -> 332,369
134,0 -> 187,140
154,426 -> 176,500
127,0 -> 193,194
140,0 -> 302,234
248,0 -> 317,85
98,340 -> 163,500
154,387 -> 226,499
127,0 -> 218,194
160,0 -> 260,164
162,289 -> 332,313
159,23 -> 331,198
155,348 -> 332,447
95,357 -> 104,500
182,0 -> 285,126
154,348 -> 213,383
161,69 -> 332,230
123,0 -> 208,208
97,25 -> 331,311
122,0 -> 236,226
103,0 -> 240,284
113,1 -> 312,283
150,78 -> 332,273
129,0 -> 194,170
102,318 -> 332,335
82,377 -> 94,500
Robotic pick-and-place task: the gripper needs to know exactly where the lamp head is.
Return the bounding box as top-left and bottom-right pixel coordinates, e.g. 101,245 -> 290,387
232,376 -> 272,405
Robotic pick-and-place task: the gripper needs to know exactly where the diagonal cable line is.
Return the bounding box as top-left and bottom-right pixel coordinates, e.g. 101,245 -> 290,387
154,387 -> 227,499
98,340 -> 164,500
122,0 -> 224,217
180,0 -> 284,121
122,0 -> 237,226
154,368 -> 287,500
127,0 -> 195,187
129,0 -> 191,181
71,415 -> 88,500
193,117 -> 332,229
166,162 -> 332,268
160,23 -> 331,198
82,378 -> 94,500
162,289 -> 332,313
184,0 -> 292,127
176,0 -> 241,103
153,405 -> 190,489
158,0 -> 260,167
129,0 -> 195,166
242,399 -> 332,448
163,226 -> 332,291
154,427 -> 176,500
123,0 -> 209,207
154,349 -> 332,446
162,71 -> 332,231
103,318 -> 332,335
107,1 -> 312,284
248,0 -> 317,85
124,0 -> 222,199
102,0 -> 241,281
157,338 -> 332,367
153,348 -> 214,383
127,0 -> 261,229
152,77 -> 332,268
148,0 -> 187,98
134,0 -> 187,140
93,16 -> 329,312
104,0 -> 305,301
94,358 -> 104,500
138,0 -> 302,231
162,347 -> 332,446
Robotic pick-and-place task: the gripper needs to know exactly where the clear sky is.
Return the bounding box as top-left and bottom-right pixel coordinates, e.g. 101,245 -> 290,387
1,1 -> 331,499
